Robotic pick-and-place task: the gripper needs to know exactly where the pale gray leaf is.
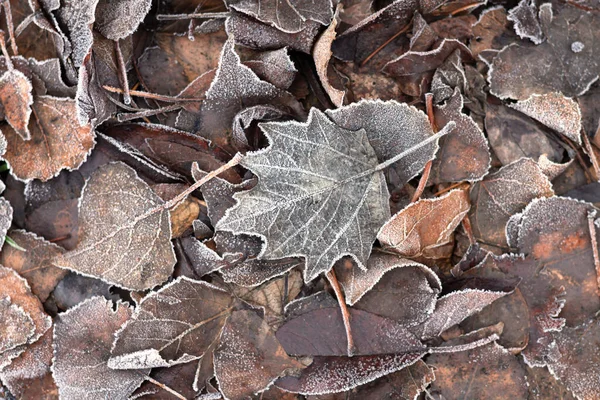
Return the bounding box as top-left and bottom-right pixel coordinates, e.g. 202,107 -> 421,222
55,0 -> 100,67
0,198 -> 12,248
95,0 -> 153,40
216,108 -> 391,281
108,277 -> 233,369
52,297 -> 149,400
53,162 -> 176,291
507,0 -> 544,44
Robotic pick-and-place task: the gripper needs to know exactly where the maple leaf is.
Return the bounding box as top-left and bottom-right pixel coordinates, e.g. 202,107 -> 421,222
217,108 -> 449,281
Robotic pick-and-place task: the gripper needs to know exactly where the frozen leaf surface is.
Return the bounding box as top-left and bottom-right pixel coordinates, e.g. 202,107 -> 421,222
469,158 -> 554,247
2,96 -> 95,182
313,8 -> 344,107
507,0 -> 544,44
509,92 -> 582,145
1,230 -> 68,302
217,108 -> 393,282
109,277 -> 233,369
378,189 -> 470,260
95,0 -> 152,40
55,0 -> 100,67
489,5 -> 600,99
52,297 -> 148,400
53,162 -> 176,291
0,297 -> 35,354
225,0 -> 333,33
0,70 -> 33,140
0,198 -> 12,248
214,310 -> 303,400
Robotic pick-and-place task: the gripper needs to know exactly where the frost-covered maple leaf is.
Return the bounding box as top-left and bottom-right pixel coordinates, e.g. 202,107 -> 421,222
217,108 -> 448,281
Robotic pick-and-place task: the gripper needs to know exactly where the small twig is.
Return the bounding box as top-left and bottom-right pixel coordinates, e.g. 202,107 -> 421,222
0,30 -> 13,70
117,104 -> 182,122
103,85 -> 201,103
326,269 -> 356,357
434,181 -> 466,196
411,94 -> 437,203
587,211 -> 600,293
360,22 -> 411,67
156,12 -> 230,20
114,40 -> 131,105
462,214 -> 476,245
144,376 -> 187,400
583,132 -> 600,181
448,2 -> 485,15
2,1 -> 17,55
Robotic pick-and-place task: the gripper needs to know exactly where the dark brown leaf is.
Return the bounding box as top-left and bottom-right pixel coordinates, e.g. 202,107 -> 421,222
214,310 -> 304,400
507,0 -> 544,44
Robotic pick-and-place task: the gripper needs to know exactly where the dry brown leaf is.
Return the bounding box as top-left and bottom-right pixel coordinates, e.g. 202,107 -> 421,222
52,297 -> 149,400
313,8 -> 344,107
94,0 -> 152,40
1,230 -> 68,302
2,96 -> 95,182
378,189 -> 470,260
109,277 -> 233,369
53,162 -> 176,291
214,310 -> 304,400
0,69 -> 33,140
0,297 -> 34,354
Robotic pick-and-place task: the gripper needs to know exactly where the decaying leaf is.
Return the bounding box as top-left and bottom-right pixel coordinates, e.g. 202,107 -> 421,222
95,0 -> 152,40
53,162 -> 176,291
217,108 -> 393,281
52,297 -> 149,400
469,158 -> 554,248
313,8 -> 344,107
0,198 -> 12,248
489,4 -> 600,99
0,230 -> 68,302
509,92 -> 582,145
334,250 -> 440,307
214,310 -> 304,400
109,277 -> 233,369
378,189 -> 470,260
55,0 -> 99,68
427,342 -> 529,399
470,6 -> 509,57
2,96 -> 95,182
507,0 -> 544,44
225,0 -> 333,33
0,297 -> 34,355
0,69 -> 33,140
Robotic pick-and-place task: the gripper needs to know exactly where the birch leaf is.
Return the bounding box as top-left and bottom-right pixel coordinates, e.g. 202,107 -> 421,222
0,70 -> 33,140
53,162 -> 176,291
217,108 -> 447,281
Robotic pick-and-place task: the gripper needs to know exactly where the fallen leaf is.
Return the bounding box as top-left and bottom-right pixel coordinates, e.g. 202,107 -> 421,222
470,6 -> 509,57
109,277 -> 233,369
0,230 -> 68,302
95,0 -> 152,40
55,0 -> 99,68
225,0 -> 333,33
469,158 -> 554,248
53,162 -> 176,291
509,92 -> 582,145
507,0 -> 544,44
52,297 -> 149,400
489,4 -> 600,99
427,342 -> 529,399
2,96 -> 96,182
0,69 -> 33,140
0,296 -> 34,355
378,189 -> 470,260
313,8 -> 344,107
214,310 -> 304,400
0,198 -> 11,248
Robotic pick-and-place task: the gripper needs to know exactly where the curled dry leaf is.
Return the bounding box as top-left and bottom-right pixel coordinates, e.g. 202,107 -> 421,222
509,92 -> 582,145
55,0 -> 99,68
224,0 -> 333,33
489,4 -> 600,99
214,310 -> 304,400
94,0 -> 152,40
333,249 -> 440,307
275,352 -> 425,395
0,230 -> 68,302
469,158 -> 554,248
217,108 -> 392,282
53,162 -> 176,291
52,297 -> 149,400
276,305 -> 425,356
507,0 -> 544,44
2,96 -> 95,182
313,8 -> 344,107
431,89 -> 491,183
109,277 -> 233,369
0,70 -> 33,140
326,100 -> 447,187
378,189 -> 470,260
427,342 -> 529,399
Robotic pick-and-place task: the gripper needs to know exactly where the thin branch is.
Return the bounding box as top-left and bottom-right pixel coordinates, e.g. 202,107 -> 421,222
326,268 -> 356,357
411,94 -> 437,203
117,104 -> 182,122
2,1 -> 17,55
144,376 -> 187,400
583,132 -> 600,181
114,40 -> 131,105
360,22 -> 411,67
156,12 -> 230,20
434,181 -> 466,196
0,30 -> 13,70
103,85 -> 202,103
587,211 -> 600,293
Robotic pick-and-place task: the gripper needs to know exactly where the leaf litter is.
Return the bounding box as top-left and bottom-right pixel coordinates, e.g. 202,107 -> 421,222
1,1 -> 600,399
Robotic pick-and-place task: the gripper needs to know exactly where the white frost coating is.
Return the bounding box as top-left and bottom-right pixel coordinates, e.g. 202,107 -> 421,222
507,0 -> 544,45
571,41 -> 585,53
107,348 -> 197,370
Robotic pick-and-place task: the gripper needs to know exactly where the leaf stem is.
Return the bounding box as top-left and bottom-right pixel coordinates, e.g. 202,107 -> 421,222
2,1 -> 17,55
411,94 -> 436,203
145,376 -> 187,400
587,211 -> 600,293
103,85 -> 201,102
326,268 -> 356,357
114,40 -> 131,105
0,30 -> 13,70
156,12 -> 230,20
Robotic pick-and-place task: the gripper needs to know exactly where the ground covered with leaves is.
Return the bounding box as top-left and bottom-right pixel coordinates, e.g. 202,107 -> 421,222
0,0 -> 599,398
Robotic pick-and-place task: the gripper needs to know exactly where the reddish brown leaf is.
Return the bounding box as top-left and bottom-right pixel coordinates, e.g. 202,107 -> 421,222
0,69 -> 33,140
214,310 -> 304,400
